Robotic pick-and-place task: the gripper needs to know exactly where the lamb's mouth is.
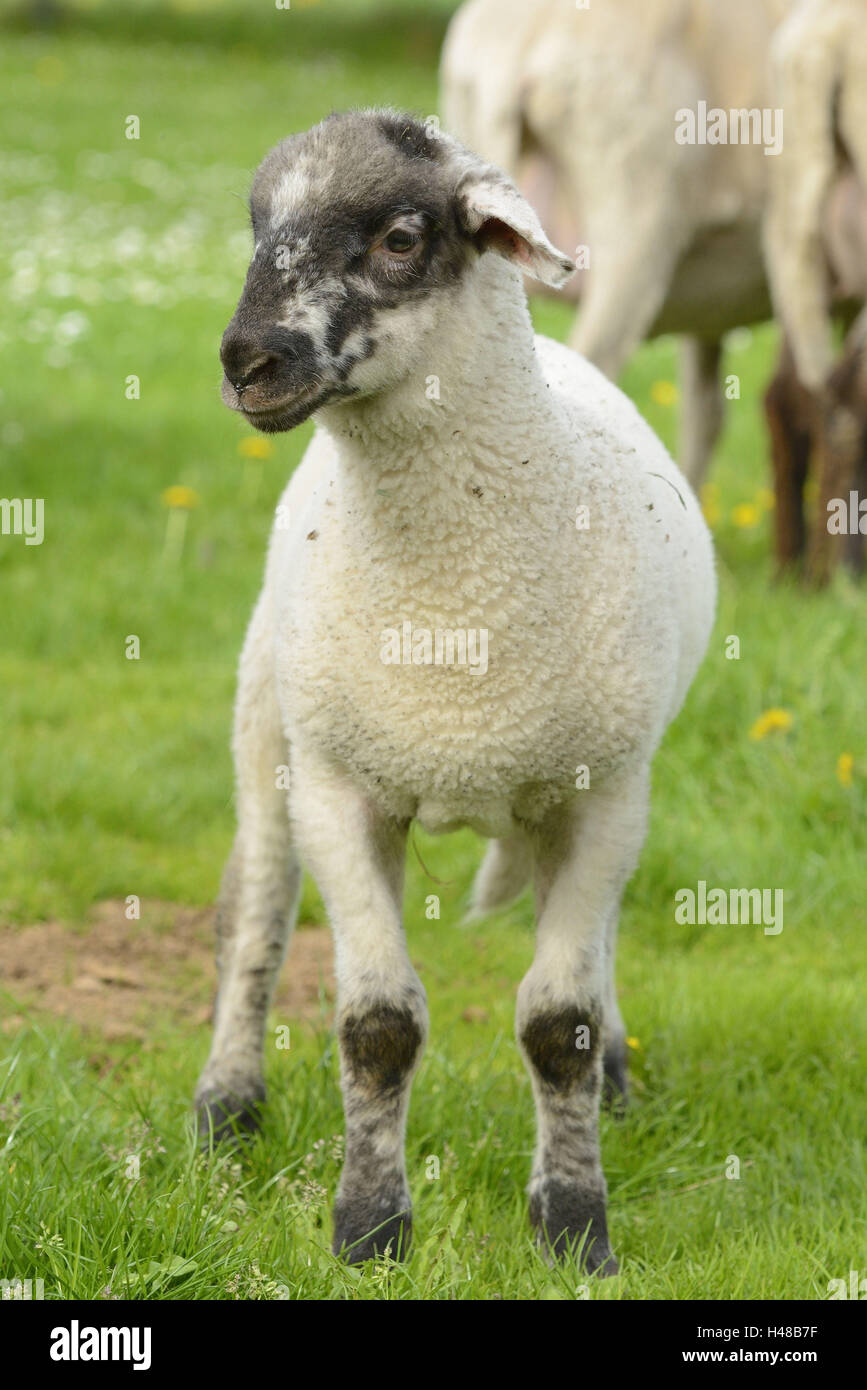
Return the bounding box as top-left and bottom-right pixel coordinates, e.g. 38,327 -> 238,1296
243,391 -> 330,433
222,379 -> 336,433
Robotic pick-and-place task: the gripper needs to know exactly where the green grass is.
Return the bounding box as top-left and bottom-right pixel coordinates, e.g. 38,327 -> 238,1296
1,2 -> 865,1300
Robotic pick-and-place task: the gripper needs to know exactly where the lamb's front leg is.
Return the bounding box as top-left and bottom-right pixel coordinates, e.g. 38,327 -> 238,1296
290,749 -> 427,1263
518,770 -> 649,1275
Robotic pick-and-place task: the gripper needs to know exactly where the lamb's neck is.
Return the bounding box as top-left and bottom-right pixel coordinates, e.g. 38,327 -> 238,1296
319,258 -> 547,509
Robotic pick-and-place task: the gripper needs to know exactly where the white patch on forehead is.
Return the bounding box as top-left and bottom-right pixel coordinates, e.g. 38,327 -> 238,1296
269,165 -> 312,229
269,160 -> 334,230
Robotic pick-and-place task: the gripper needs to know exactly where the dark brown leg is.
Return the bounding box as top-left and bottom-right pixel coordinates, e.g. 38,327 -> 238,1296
764,339 -> 813,574
845,432 -> 867,574
807,315 -> 867,584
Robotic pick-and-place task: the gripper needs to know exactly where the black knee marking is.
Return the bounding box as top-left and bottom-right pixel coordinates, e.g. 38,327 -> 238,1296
340,1002 -> 424,1093
520,1006 -> 602,1090
529,1177 -> 617,1276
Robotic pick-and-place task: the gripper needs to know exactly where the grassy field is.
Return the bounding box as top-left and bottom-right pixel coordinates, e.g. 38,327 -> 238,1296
1,1 -> 865,1300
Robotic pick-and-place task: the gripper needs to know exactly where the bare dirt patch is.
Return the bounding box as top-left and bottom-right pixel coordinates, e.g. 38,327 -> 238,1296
0,900 -> 335,1042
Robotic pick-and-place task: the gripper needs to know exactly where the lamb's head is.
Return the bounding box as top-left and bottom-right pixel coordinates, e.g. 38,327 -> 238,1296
220,109 -> 575,432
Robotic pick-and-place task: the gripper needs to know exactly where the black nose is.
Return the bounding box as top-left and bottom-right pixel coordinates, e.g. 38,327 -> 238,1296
220,329 -> 283,392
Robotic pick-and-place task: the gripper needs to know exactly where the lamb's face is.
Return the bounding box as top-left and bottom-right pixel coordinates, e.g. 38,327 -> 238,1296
220,110 -> 575,432
220,112 -> 475,432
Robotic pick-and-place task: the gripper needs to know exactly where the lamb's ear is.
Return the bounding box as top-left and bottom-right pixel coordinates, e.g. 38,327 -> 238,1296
455,170 -> 576,288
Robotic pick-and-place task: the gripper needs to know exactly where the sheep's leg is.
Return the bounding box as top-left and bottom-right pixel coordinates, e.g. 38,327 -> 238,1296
847,429 -> 867,575
764,341 -> 812,573
518,771 -> 649,1273
195,614 -> 300,1142
838,311 -> 867,575
568,212 -> 689,379
809,313 -> 867,581
807,389 -> 861,586
679,337 -> 723,490
289,748 -> 425,1263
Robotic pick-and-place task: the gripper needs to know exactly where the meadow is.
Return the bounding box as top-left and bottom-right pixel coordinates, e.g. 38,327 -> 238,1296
0,0 -> 865,1300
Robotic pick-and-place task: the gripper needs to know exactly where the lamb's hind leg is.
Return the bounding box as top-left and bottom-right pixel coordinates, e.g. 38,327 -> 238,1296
679,336 -> 724,491
289,748 -> 426,1263
467,832 -> 532,919
601,899 -> 629,1110
195,608 -> 300,1142
518,769 -> 649,1273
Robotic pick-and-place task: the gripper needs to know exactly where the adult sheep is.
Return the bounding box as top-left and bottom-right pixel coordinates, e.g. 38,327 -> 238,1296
763,0 -> 867,583
441,0 -> 790,488
195,110 -> 716,1274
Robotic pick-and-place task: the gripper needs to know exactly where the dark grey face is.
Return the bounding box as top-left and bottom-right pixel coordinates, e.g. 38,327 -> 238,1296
219,111 -> 479,432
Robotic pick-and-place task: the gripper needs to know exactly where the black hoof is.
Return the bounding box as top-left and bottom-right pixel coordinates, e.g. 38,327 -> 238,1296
530,1178 -> 618,1276
333,1197 -> 412,1264
195,1086 -> 265,1148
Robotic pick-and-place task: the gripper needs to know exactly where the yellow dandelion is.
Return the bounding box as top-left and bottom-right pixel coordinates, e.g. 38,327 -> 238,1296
732,502 -> 760,528
755,487 -> 776,512
626,1036 -> 641,1052
749,708 -> 794,741
238,438 -> 270,503
650,380 -> 679,407
239,437 -> 274,460
161,484 -> 200,510
161,486 -> 199,567
836,753 -> 854,787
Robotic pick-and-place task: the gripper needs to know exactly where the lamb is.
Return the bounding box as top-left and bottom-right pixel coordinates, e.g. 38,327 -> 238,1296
194,109 -> 716,1273
441,0 -> 790,488
762,0 -> 867,582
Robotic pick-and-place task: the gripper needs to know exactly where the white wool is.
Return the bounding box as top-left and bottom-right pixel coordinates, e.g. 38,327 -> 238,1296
254,255 -> 715,839
197,151 -> 715,1269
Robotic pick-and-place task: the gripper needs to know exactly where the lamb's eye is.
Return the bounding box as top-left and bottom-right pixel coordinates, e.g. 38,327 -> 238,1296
382,227 -> 419,254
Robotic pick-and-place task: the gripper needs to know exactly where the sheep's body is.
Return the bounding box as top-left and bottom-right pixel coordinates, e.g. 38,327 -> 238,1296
195,111 -> 715,1272
266,280 -> 712,840
441,0 -> 789,485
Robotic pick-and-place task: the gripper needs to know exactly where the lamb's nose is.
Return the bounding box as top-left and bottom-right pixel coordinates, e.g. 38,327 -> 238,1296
220,330 -> 281,391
